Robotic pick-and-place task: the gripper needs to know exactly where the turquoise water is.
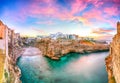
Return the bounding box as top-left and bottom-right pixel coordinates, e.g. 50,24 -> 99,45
17,52 -> 108,83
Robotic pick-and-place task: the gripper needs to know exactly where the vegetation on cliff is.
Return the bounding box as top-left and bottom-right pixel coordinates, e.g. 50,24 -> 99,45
0,53 -> 5,83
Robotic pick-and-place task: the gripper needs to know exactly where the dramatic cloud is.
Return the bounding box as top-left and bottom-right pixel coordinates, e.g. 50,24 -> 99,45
0,0 -> 120,40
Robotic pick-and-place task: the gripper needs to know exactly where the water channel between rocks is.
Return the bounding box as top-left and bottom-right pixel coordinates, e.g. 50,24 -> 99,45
17,52 -> 109,83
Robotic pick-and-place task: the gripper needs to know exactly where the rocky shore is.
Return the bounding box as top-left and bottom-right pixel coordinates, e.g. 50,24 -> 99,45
105,22 -> 120,83
35,39 -> 109,60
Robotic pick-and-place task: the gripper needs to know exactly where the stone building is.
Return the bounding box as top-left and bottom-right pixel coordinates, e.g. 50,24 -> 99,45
0,20 -> 8,83
0,20 -> 22,83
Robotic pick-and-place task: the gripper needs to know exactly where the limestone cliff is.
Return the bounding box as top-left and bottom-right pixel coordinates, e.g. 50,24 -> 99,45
35,38 -> 109,60
105,22 -> 120,83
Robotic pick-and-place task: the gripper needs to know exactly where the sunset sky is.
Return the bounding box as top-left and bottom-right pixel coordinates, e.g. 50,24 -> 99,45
0,0 -> 120,40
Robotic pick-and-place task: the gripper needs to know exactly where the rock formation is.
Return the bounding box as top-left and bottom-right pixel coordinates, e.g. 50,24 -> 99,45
35,38 -> 109,60
105,22 -> 120,83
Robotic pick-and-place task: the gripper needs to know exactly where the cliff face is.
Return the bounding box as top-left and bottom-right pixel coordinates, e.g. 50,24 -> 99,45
35,38 -> 109,60
106,22 -> 120,83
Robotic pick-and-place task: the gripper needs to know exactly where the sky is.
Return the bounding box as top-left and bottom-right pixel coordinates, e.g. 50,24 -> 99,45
0,0 -> 120,40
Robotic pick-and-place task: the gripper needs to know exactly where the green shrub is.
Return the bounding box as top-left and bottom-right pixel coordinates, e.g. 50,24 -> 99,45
109,76 -> 116,83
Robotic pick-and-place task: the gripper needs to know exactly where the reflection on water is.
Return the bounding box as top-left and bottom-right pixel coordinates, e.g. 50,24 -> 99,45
17,52 -> 108,83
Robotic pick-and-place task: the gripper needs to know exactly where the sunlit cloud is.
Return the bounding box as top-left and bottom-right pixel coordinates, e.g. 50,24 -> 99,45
90,28 -> 115,40
0,0 -> 120,40
92,28 -> 114,34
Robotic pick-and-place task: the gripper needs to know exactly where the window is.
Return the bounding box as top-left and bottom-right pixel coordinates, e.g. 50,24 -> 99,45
0,27 -> 5,39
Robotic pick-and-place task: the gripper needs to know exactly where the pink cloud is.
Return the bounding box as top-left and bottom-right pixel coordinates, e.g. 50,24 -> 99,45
36,20 -> 54,25
70,0 -> 87,15
20,0 -> 72,20
83,9 -> 103,21
113,0 -> 120,3
104,7 -> 118,16
3,0 -> 119,28
17,0 -> 89,20
82,8 -> 118,28
85,0 -> 104,8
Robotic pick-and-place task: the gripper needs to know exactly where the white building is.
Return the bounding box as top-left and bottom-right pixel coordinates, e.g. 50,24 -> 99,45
0,21 -> 8,56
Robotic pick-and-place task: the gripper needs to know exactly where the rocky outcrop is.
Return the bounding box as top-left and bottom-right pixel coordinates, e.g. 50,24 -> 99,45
35,38 -> 109,60
105,22 -> 120,83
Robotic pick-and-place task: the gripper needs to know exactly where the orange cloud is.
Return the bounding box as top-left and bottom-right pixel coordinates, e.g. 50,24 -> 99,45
31,28 -> 45,33
90,28 -> 114,40
92,28 -> 114,34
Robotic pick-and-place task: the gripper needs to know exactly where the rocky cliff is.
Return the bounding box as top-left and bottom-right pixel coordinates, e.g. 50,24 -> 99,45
35,38 -> 109,60
105,22 -> 120,83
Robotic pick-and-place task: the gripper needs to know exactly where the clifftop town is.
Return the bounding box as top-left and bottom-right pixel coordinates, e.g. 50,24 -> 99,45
0,20 -> 111,83
0,20 -> 22,83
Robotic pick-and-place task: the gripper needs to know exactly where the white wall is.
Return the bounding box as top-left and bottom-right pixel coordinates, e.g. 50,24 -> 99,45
0,40 -> 5,50
0,27 -> 8,55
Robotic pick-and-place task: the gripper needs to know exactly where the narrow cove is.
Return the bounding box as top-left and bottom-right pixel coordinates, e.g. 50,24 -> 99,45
17,52 -> 108,83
